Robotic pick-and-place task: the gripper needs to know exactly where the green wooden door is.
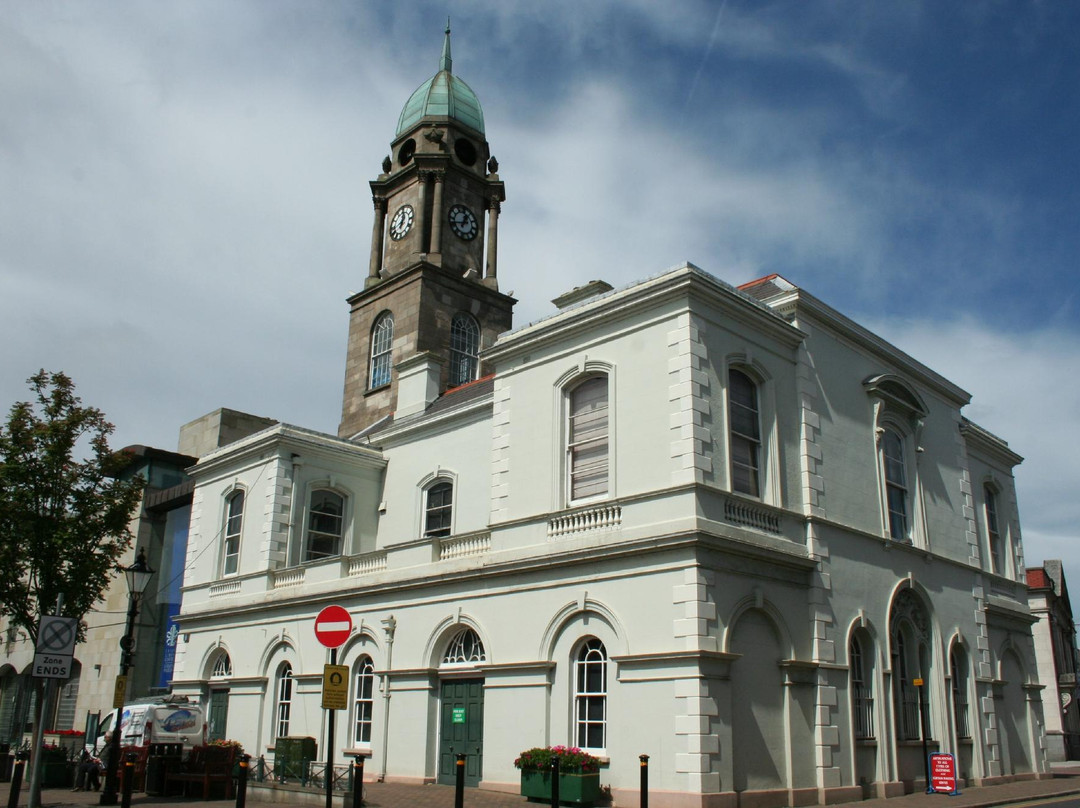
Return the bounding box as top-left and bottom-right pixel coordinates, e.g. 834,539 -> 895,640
438,679 -> 483,786
207,689 -> 229,742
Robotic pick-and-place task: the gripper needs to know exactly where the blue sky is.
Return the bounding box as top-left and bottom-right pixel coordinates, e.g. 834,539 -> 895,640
1,2 -> 1077,586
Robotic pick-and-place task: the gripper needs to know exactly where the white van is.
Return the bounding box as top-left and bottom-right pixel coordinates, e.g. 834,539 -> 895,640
88,697 -> 206,753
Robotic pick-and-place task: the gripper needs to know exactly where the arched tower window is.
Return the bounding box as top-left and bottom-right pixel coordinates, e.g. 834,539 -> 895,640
984,485 -> 1003,574
449,313 -> 480,387
211,652 -> 232,678
353,656 -> 375,745
850,635 -> 874,740
882,429 -> 909,541
567,376 -> 609,502
951,648 -> 970,739
274,663 -> 293,740
222,490 -> 244,576
424,481 -> 453,538
306,489 -> 345,561
890,589 -> 931,742
370,312 -> 394,389
728,369 -> 761,497
442,628 -> 486,666
574,638 -> 607,751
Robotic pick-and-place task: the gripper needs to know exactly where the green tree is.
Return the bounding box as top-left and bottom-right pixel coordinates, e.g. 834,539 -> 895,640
0,370 -> 144,642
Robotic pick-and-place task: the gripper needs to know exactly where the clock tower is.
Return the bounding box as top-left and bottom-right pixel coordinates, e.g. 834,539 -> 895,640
339,26 -> 515,438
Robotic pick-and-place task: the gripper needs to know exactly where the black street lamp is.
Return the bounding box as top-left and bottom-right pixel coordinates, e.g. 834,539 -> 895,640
99,549 -> 154,806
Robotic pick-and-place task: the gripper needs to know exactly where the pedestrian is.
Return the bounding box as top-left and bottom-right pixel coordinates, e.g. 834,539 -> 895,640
72,748 -> 101,791
98,732 -> 114,786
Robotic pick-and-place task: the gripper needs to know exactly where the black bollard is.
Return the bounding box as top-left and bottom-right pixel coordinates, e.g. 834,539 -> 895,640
235,753 -> 249,808
640,754 -> 650,808
454,753 -> 466,808
550,756 -> 560,808
6,752 -> 27,808
120,752 -> 136,808
352,755 -> 365,808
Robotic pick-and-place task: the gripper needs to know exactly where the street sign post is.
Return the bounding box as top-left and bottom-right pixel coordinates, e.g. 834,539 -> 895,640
313,606 -> 353,808
32,615 -> 78,680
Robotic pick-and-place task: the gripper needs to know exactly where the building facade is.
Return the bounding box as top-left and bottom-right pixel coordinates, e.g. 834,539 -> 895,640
1026,561 -> 1080,762
168,29 -> 1048,808
0,445 -> 196,745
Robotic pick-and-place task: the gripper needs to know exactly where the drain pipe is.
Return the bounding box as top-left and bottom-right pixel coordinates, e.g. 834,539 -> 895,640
378,614 -> 397,782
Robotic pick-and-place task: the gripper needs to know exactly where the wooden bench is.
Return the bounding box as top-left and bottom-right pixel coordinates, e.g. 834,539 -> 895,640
117,746 -> 150,793
163,745 -> 237,799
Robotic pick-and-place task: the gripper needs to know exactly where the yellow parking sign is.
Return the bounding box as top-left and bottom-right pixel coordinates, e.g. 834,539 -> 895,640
322,664 -> 349,710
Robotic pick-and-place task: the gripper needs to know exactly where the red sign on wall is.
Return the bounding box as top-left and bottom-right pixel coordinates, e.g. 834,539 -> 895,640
929,753 -> 959,795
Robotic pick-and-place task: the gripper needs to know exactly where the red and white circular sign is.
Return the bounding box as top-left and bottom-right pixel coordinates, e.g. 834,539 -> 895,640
314,605 -> 353,649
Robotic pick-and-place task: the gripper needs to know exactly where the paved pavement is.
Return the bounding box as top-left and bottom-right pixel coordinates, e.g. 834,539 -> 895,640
7,764 -> 1080,808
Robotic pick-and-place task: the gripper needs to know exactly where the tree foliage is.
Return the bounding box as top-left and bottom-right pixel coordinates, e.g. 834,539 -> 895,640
0,370 -> 145,643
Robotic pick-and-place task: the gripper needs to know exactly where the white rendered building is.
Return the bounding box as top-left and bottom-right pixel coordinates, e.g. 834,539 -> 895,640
169,30 -> 1048,808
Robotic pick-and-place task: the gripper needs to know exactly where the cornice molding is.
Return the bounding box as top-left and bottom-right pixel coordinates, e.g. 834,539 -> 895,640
767,289 -> 971,407
485,263 -> 805,366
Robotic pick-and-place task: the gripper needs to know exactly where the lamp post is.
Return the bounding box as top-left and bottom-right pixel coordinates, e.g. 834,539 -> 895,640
99,549 -> 154,806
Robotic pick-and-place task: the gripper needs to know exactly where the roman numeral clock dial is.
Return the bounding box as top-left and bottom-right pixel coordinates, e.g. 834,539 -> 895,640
389,204 -> 414,241
448,204 -> 478,240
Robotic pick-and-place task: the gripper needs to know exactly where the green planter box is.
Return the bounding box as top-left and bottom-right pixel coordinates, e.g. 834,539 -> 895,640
520,770 -> 601,806
40,749 -> 73,789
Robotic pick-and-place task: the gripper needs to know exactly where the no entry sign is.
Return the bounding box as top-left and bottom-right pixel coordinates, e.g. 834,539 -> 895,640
314,605 -> 353,649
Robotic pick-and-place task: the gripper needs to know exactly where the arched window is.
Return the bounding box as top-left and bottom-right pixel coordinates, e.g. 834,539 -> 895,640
985,485 -> 1003,574
442,628 -> 485,666
882,429 -> 909,541
424,481 -> 453,538
574,639 -> 607,751
353,656 -> 375,745
307,490 -> 344,561
728,369 -> 761,497
951,649 -> 970,739
567,376 -> 609,501
222,490 -> 244,576
274,664 -> 293,740
370,312 -> 394,389
850,635 -> 874,740
211,653 -> 232,678
890,590 -> 930,742
449,313 -> 480,387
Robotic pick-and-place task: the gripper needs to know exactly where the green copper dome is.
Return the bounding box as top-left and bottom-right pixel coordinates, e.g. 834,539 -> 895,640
396,26 -> 485,137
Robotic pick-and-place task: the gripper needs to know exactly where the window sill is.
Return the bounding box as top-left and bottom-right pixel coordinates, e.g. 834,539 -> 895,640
342,748 -> 373,759
855,738 -> 878,747
364,384 -> 391,397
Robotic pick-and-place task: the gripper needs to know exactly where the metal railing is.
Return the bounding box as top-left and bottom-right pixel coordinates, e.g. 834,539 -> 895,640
898,685 -> 921,741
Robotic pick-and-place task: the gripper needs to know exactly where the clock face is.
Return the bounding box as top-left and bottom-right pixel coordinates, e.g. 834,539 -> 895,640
389,204 -> 414,241
448,204 -> 478,241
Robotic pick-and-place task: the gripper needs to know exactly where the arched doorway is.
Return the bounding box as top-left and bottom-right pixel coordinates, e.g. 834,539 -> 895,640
730,609 -> 786,793
889,588 -> 934,789
999,651 -> 1032,775
437,628 -> 485,787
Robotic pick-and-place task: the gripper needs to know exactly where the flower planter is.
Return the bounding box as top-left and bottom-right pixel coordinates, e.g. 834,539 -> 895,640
40,748 -> 74,789
520,769 -> 601,806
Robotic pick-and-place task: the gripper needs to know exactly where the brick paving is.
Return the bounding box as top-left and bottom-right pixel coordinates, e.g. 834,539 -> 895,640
8,765 -> 1080,808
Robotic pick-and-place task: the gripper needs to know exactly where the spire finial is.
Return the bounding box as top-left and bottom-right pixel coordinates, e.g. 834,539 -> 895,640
440,19 -> 452,73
